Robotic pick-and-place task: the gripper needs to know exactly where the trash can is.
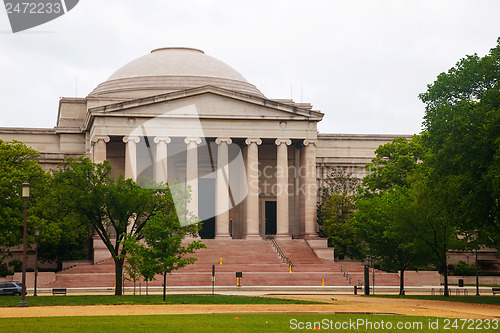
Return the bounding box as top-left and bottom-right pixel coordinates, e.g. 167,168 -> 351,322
458,279 -> 464,287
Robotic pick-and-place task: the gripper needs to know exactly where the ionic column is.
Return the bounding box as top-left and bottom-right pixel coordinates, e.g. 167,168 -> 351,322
185,137 -> 201,217
302,140 -> 317,238
91,135 -> 110,163
215,137 -> 232,239
244,138 -> 262,239
154,136 -> 171,184
275,139 -> 292,238
123,136 -> 140,181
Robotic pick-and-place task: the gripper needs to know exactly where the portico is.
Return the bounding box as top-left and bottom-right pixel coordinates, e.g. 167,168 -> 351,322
87,85 -> 321,239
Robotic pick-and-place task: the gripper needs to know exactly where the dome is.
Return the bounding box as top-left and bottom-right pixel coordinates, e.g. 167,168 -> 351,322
89,47 -> 264,99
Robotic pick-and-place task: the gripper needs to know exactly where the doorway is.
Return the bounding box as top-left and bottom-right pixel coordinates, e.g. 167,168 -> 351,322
265,201 -> 277,235
198,178 -> 215,239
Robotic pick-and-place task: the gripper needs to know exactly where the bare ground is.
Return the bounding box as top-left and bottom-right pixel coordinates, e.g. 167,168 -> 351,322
0,295 -> 498,319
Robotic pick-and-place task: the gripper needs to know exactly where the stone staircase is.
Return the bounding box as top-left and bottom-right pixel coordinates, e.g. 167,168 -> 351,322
43,239 -> 402,288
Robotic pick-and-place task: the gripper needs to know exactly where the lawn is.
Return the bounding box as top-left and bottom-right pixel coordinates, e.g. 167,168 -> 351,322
369,295 -> 500,305
0,294 -> 324,307
0,314 -> 498,332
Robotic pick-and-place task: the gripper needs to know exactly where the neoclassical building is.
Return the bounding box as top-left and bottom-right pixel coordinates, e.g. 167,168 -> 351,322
0,48 -> 405,245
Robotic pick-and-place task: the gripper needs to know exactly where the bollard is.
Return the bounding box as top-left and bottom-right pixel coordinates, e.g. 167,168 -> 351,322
220,257 -> 222,265
237,277 -> 240,287
289,265 -> 292,273
322,279 -> 325,287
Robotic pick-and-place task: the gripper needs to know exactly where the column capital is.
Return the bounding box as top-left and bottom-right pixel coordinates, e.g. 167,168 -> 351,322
123,136 -> 140,144
215,137 -> 232,145
275,139 -> 292,146
303,139 -> 317,147
154,136 -> 172,144
91,135 -> 110,145
184,137 -> 202,145
245,138 -> 262,146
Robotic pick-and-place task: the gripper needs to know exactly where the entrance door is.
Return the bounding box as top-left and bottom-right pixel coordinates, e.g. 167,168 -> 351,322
265,201 -> 277,235
198,178 -> 215,239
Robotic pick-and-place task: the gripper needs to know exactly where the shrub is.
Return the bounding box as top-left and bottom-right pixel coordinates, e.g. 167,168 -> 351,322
8,259 -> 22,272
453,261 -> 476,276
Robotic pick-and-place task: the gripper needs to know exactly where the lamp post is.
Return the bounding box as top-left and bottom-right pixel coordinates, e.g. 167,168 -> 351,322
18,181 -> 31,307
34,226 -> 39,297
474,229 -> 480,296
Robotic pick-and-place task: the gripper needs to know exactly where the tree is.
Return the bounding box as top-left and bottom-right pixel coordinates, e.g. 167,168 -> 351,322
419,38 -> 500,249
317,168 -> 361,259
351,186 -> 430,295
122,208 -> 205,301
0,140 -> 46,265
51,157 -> 171,295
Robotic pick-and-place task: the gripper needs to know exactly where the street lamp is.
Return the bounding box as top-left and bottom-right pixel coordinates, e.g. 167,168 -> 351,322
18,181 -> 31,307
34,226 -> 39,297
474,229 -> 480,296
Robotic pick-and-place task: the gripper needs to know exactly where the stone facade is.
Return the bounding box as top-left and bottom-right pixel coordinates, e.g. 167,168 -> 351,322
0,47 -> 406,241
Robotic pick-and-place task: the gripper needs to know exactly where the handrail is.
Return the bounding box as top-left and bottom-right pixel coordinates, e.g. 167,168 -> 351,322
340,265 -> 353,285
268,236 -> 293,268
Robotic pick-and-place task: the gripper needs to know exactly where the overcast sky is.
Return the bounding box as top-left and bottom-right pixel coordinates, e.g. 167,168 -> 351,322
1,0 -> 499,135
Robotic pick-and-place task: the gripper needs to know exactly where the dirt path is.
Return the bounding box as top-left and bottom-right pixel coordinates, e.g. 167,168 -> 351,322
0,295 -> 498,319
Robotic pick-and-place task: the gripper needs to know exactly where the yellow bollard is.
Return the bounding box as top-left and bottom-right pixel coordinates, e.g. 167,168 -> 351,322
237,277 -> 240,287
289,265 -> 292,273
220,257 -> 222,265
322,279 -> 325,287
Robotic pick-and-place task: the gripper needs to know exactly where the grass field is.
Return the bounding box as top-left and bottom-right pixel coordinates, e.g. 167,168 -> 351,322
0,314 -> 498,332
0,295 -> 324,307
370,295 -> 500,305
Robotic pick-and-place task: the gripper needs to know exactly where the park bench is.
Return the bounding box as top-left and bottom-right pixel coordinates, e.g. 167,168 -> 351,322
492,288 -> 500,295
52,288 -> 67,295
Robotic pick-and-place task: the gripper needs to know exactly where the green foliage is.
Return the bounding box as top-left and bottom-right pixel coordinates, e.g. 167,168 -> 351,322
452,261 -> 477,276
317,168 -> 361,258
122,207 -> 205,301
419,37 -> 500,249
362,136 -> 424,192
0,140 -> 46,262
50,157 -> 174,295
7,259 -> 22,272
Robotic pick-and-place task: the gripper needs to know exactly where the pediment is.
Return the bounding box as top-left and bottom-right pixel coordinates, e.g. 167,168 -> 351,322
88,86 -> 323,122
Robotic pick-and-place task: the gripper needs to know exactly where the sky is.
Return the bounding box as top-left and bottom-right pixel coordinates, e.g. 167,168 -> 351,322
0,0 -> 499,135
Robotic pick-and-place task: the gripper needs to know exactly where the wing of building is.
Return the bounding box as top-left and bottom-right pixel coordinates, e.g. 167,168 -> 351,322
0,47 -> 410,244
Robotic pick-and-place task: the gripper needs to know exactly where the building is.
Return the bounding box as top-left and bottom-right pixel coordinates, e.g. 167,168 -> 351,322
0,48 -> 404,254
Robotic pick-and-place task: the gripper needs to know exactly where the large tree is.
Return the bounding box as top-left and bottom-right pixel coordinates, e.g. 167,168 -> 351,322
354,136 -> 460,295
317,168 -> 361,259
0,140 -> 46,265
122,210 -> 205,301
51,157 -> 172,295
351,186 -> 430,295
419,37 -> 500,249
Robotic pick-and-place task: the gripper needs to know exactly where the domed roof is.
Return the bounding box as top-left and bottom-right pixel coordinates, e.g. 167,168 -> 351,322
89,47 -> 264,99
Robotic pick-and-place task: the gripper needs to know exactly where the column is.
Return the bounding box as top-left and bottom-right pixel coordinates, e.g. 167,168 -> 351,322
123,136 -> 140,181
91,135 -> 110,163
244,138 -> 262,239
275,139 -> 292,238
215,137 -> 232,239
184,137 -> 201,218
302,140 -> 317,238
154,136 -> 171,184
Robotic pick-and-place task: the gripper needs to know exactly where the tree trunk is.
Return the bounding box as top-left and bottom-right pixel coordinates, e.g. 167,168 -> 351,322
443,260 -> 449,297
399,269 -> 405,295
163,272 -> 167,301
114,258 -> 123,296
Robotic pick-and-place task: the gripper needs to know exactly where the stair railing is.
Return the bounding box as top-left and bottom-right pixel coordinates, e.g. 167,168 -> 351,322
340,265 -> 352,285
268,236 -> 293,269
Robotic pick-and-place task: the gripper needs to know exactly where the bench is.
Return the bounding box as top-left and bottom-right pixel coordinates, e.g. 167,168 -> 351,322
52,288 -> 67,295
493,288 -> 500,295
